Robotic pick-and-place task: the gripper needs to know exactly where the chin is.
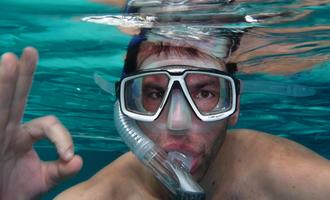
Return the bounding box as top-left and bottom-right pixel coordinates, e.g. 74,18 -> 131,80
191,151 -> 216,182
191,164 -> 209,182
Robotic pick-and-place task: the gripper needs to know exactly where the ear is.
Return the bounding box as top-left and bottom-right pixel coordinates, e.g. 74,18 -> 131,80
229,94 -> 240,126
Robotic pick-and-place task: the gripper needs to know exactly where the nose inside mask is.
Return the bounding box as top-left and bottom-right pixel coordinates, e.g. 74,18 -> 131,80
166,89 -> 192,132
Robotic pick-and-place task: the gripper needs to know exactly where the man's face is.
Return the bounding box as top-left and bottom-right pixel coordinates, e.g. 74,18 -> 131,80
136,51 -> 239,181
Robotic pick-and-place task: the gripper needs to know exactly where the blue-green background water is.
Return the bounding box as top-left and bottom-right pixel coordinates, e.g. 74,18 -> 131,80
0,0 -> 330,199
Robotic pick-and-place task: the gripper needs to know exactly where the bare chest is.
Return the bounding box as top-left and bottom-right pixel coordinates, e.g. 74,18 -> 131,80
205,181 -> 270,200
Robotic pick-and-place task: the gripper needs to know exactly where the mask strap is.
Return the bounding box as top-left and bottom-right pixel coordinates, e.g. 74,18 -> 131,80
242,80 -> 316,97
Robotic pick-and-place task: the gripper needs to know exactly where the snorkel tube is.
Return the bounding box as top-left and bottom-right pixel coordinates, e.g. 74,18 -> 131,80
114,101 -> 206,200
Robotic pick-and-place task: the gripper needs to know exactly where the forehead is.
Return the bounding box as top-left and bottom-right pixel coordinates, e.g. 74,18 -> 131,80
136,41 -> 226,71
139,52 -> 226,71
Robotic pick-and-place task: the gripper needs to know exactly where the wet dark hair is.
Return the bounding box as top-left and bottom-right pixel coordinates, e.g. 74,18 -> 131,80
123,38 -> 239,77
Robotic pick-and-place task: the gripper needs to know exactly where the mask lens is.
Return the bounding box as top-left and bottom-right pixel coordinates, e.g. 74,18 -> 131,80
185,73 -> 233,115
124,73 -> 169,115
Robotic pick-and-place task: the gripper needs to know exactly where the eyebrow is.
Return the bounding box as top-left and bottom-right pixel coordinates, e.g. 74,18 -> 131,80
187,80 -> 219,90
142,83 -> 167,91
161,65 -> 193,70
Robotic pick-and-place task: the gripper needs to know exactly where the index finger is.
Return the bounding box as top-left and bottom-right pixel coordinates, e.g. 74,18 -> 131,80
20,115 -> 74,162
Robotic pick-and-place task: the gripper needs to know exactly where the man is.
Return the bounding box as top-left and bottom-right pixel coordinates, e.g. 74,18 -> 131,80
1,31 -> 330,199
55,40 -> 330,199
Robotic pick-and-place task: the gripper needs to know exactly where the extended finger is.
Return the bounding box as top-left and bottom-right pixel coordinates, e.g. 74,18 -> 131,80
9,47 -> 38,124
0,53 -> 19,132
21,115 -> 75,161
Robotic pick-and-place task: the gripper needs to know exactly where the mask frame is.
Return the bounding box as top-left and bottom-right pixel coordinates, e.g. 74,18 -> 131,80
116,66 -> 240,122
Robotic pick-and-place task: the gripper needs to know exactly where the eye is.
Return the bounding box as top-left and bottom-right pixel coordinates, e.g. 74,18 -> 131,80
144,88 -> 165,100
196,90 -> 215,99
148,91 -> 164,99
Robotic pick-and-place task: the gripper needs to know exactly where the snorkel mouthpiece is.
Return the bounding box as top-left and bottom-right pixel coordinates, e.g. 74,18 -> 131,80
167,151 -> 207,199
114,101 -> 206,200
168,151 -> 193,172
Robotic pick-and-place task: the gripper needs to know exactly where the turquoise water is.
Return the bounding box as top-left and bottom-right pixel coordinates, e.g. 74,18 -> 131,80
1,0 -> 330,199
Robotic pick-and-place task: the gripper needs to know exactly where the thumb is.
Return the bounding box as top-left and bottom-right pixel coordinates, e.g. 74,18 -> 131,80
43,155 -> 83,188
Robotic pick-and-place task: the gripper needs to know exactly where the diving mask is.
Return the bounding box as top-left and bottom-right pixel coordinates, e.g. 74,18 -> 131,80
116,66 -> 240,122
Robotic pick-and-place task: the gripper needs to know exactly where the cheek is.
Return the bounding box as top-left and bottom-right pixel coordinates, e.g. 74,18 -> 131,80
196,120 -> 228,152
193,118 -> 228,136
137,121 -> 170,146
207,131 -> 226,153
137,121 -> 159,139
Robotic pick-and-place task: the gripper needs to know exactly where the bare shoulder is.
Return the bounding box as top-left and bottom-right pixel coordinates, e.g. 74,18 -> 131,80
226,129 -> 330,170
55,152 -> 161,200
227,129 -> 328,160
227,129 -> 330,199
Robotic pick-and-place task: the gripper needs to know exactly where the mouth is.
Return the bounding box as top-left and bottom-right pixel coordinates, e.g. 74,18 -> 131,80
163,143 -> 202,174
